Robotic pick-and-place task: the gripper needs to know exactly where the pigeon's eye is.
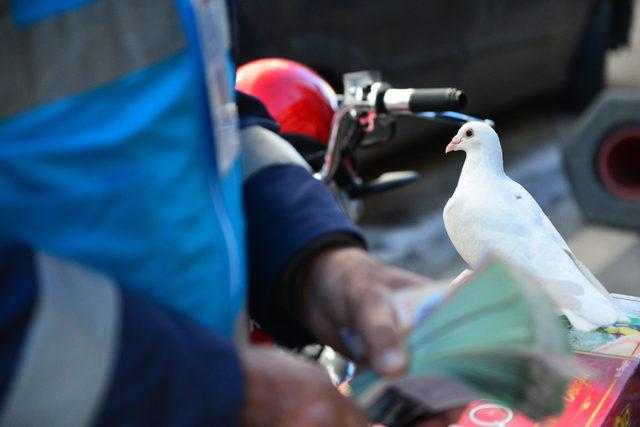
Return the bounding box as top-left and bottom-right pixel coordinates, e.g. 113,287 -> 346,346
465,129 -> 474,138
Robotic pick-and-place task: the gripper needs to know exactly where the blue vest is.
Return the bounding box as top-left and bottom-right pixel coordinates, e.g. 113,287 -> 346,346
0,0 -> 247,336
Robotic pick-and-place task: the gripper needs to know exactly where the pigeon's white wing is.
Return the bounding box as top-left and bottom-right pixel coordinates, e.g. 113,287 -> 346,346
447,218 -> 618,330
507,180 -> 619,300
562,249 -> 611,299
561,249 -> 628,328
444,177 -> 548,268
445,177 -> 619,330
513,190 -> 568,246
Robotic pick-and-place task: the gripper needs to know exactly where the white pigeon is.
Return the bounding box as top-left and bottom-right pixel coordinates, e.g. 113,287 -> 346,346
443,121 -> 627,331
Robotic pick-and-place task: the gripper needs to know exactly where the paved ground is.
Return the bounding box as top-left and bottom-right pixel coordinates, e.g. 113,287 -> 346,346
360,3 -> 640,296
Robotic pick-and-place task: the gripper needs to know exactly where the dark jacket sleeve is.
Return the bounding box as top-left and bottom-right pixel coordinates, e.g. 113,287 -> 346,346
236,91 -> 281,133
244,165 -> 365,347
237,91 -> 367,348
94,288 -> 244,427
0,244 -> 245,427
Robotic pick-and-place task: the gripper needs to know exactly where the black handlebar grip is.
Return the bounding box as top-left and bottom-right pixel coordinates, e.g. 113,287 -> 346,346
409,88 -> 467,112
378,87 -> 467,113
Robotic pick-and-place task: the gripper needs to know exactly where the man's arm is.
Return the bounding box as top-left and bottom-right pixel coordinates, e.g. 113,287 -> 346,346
0,244 -> 244,427
237,91 -> 411,371
237,92 -> 365,347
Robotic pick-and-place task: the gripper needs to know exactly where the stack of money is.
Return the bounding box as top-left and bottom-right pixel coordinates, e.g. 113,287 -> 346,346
350,258 -> 579,426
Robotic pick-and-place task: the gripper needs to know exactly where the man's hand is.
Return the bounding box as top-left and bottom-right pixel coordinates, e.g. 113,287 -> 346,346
241,247 -> 464,427
301,247 -> 466,426
304,246 -> 432,376
241,345 -> 368,427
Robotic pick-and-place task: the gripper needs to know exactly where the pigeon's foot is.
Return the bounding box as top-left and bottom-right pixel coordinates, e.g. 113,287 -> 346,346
562,310 -> 599,332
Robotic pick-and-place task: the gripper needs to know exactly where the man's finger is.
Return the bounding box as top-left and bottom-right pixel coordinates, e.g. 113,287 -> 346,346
351,287 -> 407,376
380,267 -> 434,290
307,307 -> 354,357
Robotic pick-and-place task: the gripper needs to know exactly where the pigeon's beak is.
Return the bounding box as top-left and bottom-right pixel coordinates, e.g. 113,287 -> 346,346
445,135 -> 462,154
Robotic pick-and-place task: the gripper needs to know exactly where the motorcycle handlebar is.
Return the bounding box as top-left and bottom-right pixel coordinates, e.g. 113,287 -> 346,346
377,87 -> 467,113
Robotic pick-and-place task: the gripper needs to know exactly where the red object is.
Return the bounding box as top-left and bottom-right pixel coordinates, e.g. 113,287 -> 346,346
456,354 -> 640,427
249,327 -> 274,344
236,58 -> 338,144
597,126 -> 640,200
455,294 -> 640,427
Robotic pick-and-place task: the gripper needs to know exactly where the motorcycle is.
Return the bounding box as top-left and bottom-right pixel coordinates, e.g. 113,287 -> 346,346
236,58 -> 493,382
237,59 -> 493,221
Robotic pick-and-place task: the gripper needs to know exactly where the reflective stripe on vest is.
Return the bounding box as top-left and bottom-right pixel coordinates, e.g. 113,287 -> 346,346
0,252 -> 120,427
0,0 -> 186,119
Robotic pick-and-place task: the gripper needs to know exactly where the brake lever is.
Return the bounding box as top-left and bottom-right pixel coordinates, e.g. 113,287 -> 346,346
348,171 -> 420,198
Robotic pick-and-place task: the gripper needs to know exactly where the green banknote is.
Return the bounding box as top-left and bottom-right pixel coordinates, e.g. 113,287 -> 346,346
351,258 -> 579,425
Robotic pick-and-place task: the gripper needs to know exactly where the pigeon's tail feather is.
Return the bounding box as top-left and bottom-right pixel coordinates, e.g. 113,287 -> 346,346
536,276 -> 618,330
563,249 -> 614,302
557,292 -> 618,330
562,310 -> 599,332
541,253 -> 628,325
576,300 -> 618,330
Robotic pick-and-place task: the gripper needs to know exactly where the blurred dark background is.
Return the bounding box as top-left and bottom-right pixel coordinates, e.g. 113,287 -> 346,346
235,0 -> 633,170
236,1 -> 631,110
235,0 -> 640,295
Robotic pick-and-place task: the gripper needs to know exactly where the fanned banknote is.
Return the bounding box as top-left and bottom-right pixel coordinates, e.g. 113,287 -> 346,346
350,257 -> 581,426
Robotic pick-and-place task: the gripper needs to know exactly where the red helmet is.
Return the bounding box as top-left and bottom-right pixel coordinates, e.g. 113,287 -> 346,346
236,58 -> 338,145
